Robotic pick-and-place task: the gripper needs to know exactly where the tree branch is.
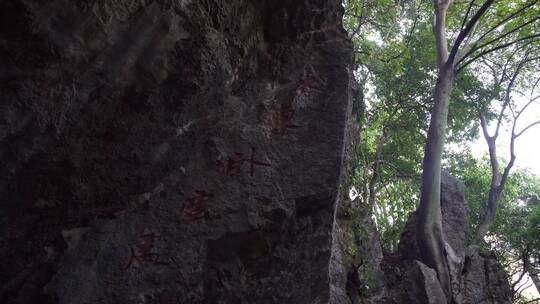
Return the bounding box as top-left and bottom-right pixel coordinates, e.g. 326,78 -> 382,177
522,298 -> 540,304
516,94 -> 540,122
531,76 -> 540,96
499,102 -> 520,186
458,0 -> 476,34
467,14 -> 540,59
473,0 -> 539,46
512,262 -> 529,293
479,112 -> 501,179
433,0 -> 451,68
448,0 -> 494,65
515,120 -> 540,138
494,50 -> 533,136
457,35 -> 540,73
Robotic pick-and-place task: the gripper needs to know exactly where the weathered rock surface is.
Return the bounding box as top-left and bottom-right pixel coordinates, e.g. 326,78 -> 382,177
461,248 -> 513,304
327,82 -> 384,304
398,171 -> 470,262
377,172 -> 512,304
0,0 -> 357,303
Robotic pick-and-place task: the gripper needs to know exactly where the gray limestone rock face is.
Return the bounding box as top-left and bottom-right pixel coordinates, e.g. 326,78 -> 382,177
406,261 -> 448,304
398,171 -> 470,261
461,249 -> 512,304
0,0 -> 357,303
440,171 -> 470,257
327,82 -> 383,304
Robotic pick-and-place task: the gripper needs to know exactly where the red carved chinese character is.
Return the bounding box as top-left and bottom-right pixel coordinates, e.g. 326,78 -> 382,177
297,73 -> 322,94
225,147 -> 271,176
178,191 -> 214,223
272,104 -> 302,135
123,232 -> 161,269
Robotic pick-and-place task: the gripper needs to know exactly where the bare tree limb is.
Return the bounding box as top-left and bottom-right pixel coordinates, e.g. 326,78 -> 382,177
515,120 -> 540,138
512,259 -> 529,294
467,15 -> 540,59
459,0 -> 540,65
494,51 -> 532,136
474,49 -> 540,241
515,94 -> 540,122
457,35 -> 540,73
448,0 -> 494,65
476,0 -> 539,44
458,0 -> 476,35
531,76 -> 540,96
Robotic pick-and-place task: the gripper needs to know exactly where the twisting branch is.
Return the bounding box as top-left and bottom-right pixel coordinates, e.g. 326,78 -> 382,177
447,0 -> 494,65
515,121 -> 540,138
458,35 -> 540,73
458,0 -> 476,35
531,76 -> 540,95
475,0 -> 540,44
464,15 -> 540,60
511,252 -> 529,296
457,0 -> 540,63
475,51 -> 540,242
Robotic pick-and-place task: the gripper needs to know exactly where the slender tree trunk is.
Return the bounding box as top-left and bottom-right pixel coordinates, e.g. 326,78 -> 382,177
416,1 -> 454,300
475,186 -> 500,241
368,129 -> 389,207
417,63 -> 454,299
475,116 -> 503,242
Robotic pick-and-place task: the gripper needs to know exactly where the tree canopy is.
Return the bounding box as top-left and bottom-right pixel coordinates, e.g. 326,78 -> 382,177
343,0 -> 540,302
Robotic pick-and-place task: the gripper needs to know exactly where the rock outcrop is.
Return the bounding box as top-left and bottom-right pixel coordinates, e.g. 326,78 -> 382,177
398,171 -> 470,262
0,0 -> 358,303
377,172 -> 512,304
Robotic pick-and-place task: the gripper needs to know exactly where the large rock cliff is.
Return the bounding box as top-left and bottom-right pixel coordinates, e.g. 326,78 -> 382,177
0,0 -> 358,303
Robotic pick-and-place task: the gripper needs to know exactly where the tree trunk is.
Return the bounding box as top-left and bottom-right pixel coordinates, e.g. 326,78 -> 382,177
475,116 -> 503,243
417,63 -> 454,299
368,129 -> 389,207
475,186 -> 500,242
